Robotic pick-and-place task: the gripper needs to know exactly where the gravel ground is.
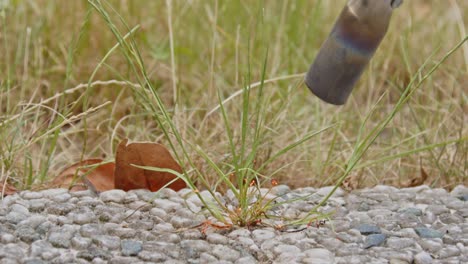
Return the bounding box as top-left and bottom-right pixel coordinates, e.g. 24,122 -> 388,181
1,184 -> 467,264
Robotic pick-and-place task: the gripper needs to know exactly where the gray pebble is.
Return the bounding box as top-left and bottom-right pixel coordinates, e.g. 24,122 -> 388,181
152,198 -> 180,212
46,203 -> 75,215
100,190 -> 127,203
21,191 -> 44,200
1,233 -> 16,243
77,246 -> 112,261
28,198 -> 48,212
121,240 -> 142,256
252,229 -> 276,242
15,225 -> 40,242
71,236 -> 92,249
273,244 -> 301,256
303,248 -> 335,263
364,234 -> 387,249
80,223 -> 103,237
50,192 -> 71,203
211,244 -> 240,261
92,235 -> 121,250
2,185 -> 468,263
138,251 -> 167,262
206,233 -> 229,245
386,237 -> 415,250
180,239 -> 211,258
48,225 -> 77,248
356,224 -> 381,235
414,251 -> 433,264
70,208 -> 96,225
414,227 -> 443,239
437,245 -> 460,258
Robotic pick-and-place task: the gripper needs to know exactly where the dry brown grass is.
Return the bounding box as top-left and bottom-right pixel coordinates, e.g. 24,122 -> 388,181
1,0 -> 466,192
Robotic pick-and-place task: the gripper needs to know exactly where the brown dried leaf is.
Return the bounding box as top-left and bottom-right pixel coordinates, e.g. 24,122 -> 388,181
114,139 -> 186,191
53,159 -> 115,192
403,161 -> 429,187
0,181 -> 18,197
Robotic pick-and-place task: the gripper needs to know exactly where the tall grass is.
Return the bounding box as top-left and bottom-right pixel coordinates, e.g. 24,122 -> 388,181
1,0 -> 466,217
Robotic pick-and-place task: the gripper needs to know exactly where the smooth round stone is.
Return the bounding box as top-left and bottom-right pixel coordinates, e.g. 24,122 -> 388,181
76,246 -> 112,261
317,237 -> 344,251
149,207 -> 168,220
414,251 -> 433,264
386,237 -> 415,250
450,185 -> 468,197
260,239 -> 281,253
419,238 -> 443,253
5,211 -> 28,224
389,258 -> 411,264
48,225 -> 77,248
28,199 -> 48,212
364,234 -> 387,249
375,250 -> 413,263
108,228 -> 137,239
236,256 -> 258,264
303,248 -> 335,263
42,188 -> 68,198
426,204 -> 449,215
391,228 -> 419,239
437,245 -> 460,258
421,211 -> 437,225
21,191 -> 43,200
398,207 -> 423,216
336,231 -> 362,243
1,233 -> 16,243
356,224 -> 381,235
80,224 -> 103,237
123,193 -> 139,203
396,212 -> 421,228
154,223 -> 175,233
180,239 -> 211,258
328,219 -> 351,233
92,235 -> 121,250
252,229 -> 276,242
368,209 -> 393,219
280,231 -> 306,244
199,252 -> 218,262
271,185 -> 291,196
70,190 -> 94,197
170,216 -> 195,229
46,203 -> 75,215
335,243 -> 363,257
71,236 -> 92,250
316,186 -> 344,197
211,245 -> 241,261
439,213 -> 464,224
71,210 -> 96,225
127,215 -> 151,228
50,193 -> 71,203
348,212 -> 373,225
414,227 -> 443,239
206,233 -> 228,245
273,244 -> 301,256
227,228 -> 251,239
236,236 -> 255,247
100,190 -> 126,203
30,240 -> 54,257
14,226 -> 40,243
121,240 -> 142,256
152,199 -> 180,212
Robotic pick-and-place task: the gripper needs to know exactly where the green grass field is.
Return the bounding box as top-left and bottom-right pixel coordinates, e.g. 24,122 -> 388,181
1,0 -> 467,194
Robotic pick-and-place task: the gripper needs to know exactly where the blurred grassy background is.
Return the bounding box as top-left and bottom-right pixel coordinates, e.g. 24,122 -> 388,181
0,0 -> 466,192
